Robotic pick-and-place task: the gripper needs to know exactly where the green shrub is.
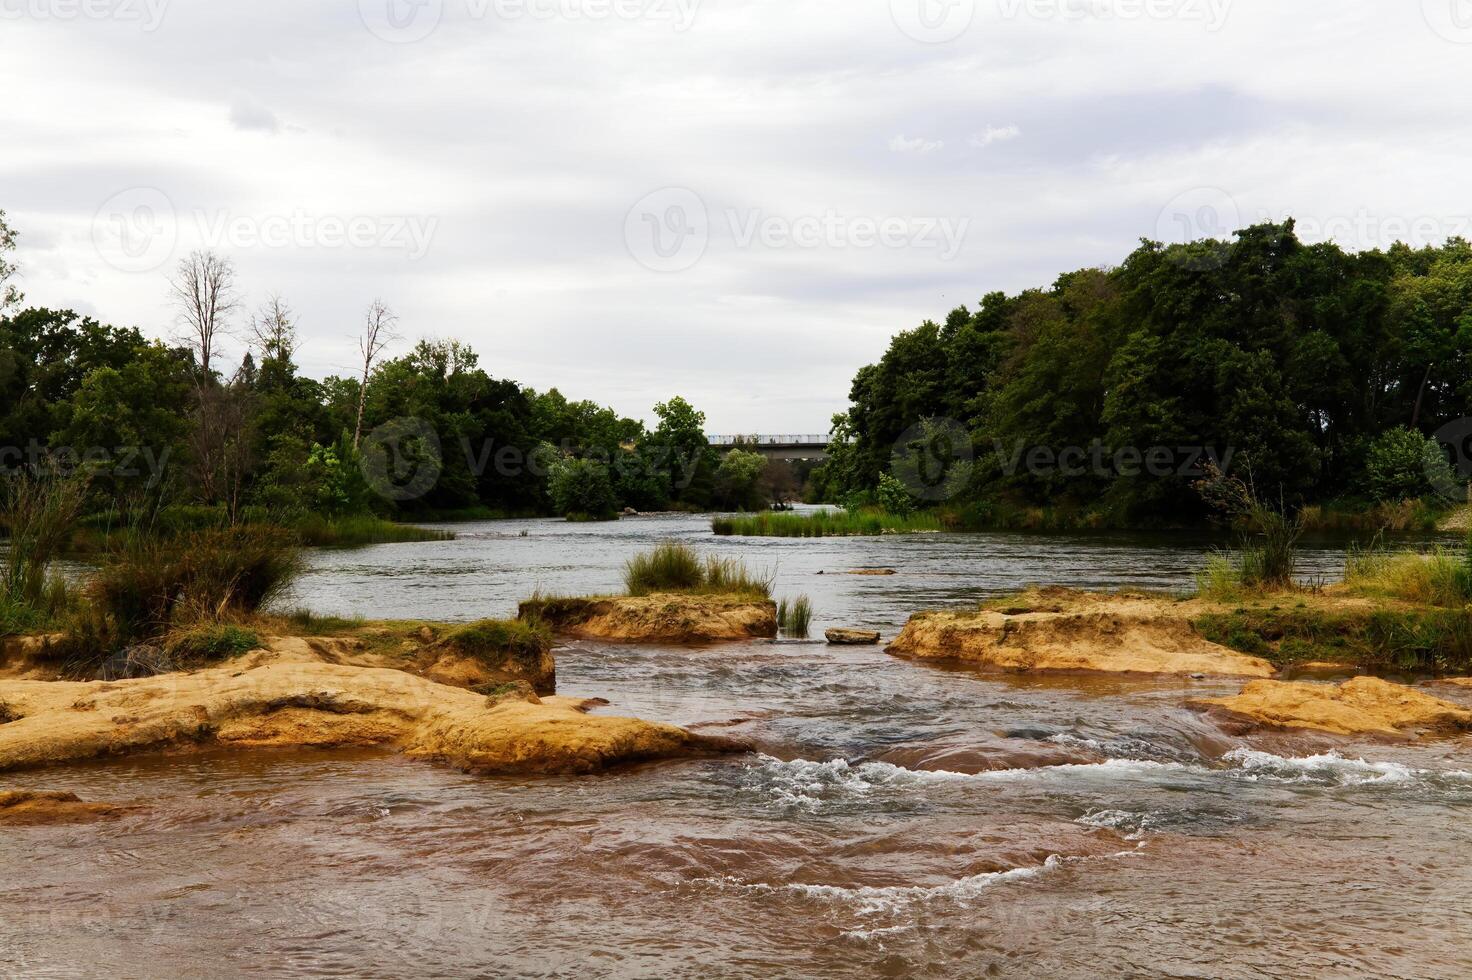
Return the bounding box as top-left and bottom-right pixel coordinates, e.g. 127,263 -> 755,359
88,524 -> 302,643
548,456 -> 619,521
1364,427 -> 1456,502
446,618 -> 551,670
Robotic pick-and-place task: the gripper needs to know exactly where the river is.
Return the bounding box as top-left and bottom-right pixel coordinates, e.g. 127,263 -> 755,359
3,513 -> 1471,978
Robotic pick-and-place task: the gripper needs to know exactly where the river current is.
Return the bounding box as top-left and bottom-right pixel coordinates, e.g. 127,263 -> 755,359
4,512 -> 1472,978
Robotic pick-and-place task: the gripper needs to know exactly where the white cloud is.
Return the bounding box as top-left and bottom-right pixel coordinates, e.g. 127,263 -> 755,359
969,125 -> 1021,148
888,134 -> 945,154
2,2 -> 1470,431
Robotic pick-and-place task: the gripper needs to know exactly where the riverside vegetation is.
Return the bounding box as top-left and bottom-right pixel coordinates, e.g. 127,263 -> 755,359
518,542 -> 779,643
807,221 -> 1472,531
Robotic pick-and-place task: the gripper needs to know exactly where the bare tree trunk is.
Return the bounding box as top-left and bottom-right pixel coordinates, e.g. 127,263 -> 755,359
1412,363 -> 1434,429
353,299 -> 399,449
169,250 -> 239,380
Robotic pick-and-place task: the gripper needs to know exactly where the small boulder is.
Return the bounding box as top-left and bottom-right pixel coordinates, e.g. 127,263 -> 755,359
826,628 -> 881,646
621,507 -> 639,517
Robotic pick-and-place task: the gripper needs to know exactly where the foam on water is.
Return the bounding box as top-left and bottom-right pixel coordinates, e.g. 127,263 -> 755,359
1221,748 -> 1472,788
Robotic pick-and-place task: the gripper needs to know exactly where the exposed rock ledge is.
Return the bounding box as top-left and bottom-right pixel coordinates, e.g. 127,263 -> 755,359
1191,676 -> 1472,737
519,594 -> 777,643
0,658 -> 743,775
0,790 -> 128,825
886,591 -> 1274,677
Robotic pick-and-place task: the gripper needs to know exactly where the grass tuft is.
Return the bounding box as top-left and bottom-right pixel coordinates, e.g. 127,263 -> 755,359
623,541 -> 773,598
778,594 -> 813,638
446,618 -> 552,670
712,508 -> 941,538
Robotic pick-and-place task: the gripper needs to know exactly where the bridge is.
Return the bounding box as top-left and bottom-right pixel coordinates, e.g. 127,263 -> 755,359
708,434 -> 833,461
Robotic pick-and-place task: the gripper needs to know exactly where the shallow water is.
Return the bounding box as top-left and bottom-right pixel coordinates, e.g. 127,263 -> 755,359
5,514 -> 1472,978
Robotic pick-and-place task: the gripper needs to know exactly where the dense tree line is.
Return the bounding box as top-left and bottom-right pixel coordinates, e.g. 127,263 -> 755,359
0,212 -> 793,522
813,221 -> 1472,524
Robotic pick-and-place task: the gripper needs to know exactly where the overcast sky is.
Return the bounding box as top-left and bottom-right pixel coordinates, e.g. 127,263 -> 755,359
4,0 -> 1471,433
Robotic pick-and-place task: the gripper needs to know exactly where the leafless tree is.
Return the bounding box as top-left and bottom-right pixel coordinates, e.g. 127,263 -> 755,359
354,299 -> 399,449
169,250 -> 239,379
249,294 -> 298,364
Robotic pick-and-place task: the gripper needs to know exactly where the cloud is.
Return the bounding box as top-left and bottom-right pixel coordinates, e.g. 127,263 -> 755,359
969,125 -> 1021,148
888,134 -> 946,154
228,96 -> 282,134
3,3 -> 1471,431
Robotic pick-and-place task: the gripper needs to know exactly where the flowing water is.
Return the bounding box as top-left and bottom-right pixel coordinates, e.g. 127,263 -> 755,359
4,513 -> 1472,978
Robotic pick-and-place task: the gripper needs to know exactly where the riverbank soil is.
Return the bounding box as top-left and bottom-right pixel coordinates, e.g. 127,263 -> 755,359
0,635 -> 742,775
518,594 -> 778,643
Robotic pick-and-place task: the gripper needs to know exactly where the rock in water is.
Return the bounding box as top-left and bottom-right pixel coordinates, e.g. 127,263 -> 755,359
1191,676 -> 1472,737
826,628 -> 881,645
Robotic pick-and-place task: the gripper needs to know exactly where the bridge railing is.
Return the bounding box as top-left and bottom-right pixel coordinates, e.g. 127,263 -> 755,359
708,434 -> 832,446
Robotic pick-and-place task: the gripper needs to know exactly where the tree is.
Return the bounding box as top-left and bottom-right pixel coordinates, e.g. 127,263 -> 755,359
250,294 -> 298,364
713,449 -> 766,511
0,210 -> 21,312
547,455 -> 618,519
353,299 -> 397,449
169,250 -> 239,379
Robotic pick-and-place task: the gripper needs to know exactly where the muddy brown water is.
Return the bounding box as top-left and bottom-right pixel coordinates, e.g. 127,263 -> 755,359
5,513 -> 1472,978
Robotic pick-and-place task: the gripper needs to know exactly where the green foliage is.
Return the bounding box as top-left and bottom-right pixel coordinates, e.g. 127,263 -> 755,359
164,624 -> 260,662
713,449 -> 767,511
0,472 -> 87,633
547,455 -> 619,520
1195,606 -> 1472,673
0,209 -> 20,311
446,618 -> 551,670
875,473 -> 915,517
293,514 -> 453,547
1364,427 -> 1455,502
821,221 -> 1472,524
622,541 -> 772,598
1343,544 -> 1472,608
88,525 -> 302,643
712,507 -> 942,537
